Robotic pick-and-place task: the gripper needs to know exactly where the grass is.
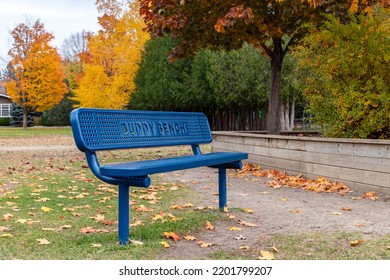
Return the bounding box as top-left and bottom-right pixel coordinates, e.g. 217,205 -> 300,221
0,131 -> 220,259
0,126 -> 73,137
1,129 -> 389,260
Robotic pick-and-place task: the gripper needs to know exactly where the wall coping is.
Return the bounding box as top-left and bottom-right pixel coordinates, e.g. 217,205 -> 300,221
212,131 -> 390,145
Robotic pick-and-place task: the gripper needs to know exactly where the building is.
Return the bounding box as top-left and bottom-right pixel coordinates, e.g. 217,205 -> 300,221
0,82 -> 12,118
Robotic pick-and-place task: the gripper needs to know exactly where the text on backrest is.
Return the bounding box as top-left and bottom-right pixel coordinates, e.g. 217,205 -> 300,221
120,121 -> 189,137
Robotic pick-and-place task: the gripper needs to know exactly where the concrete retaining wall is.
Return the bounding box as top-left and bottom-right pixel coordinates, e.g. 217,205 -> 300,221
212,132 -> 390,195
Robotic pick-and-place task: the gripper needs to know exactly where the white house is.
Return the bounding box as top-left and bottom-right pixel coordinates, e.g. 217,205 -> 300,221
0,82 -> 12,118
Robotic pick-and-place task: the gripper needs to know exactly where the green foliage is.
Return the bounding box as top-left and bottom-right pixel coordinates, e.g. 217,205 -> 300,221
10,103 -> 33,127
0,117 -> 11,126
296,6 -> 390,139
131,36 -> 274,130
41,94 -> 75,126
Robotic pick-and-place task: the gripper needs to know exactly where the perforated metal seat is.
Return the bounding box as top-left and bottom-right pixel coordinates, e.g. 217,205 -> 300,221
100,152 -> 246,177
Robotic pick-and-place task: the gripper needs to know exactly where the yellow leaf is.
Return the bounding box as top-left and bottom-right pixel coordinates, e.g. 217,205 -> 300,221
1,233 -> 13,238
242,208 -> 254,213
159,241 -> 170,248
342,207 -> 352,211
240,246 -> 250,250
270,245 -> 279,253
41,206 -> 52,213
258,250 -> 275,260
2,213 -> 13,221
206,221 -> 215,230
61,225 -> 72,230
91,243 -> 102,248
184,235 -> 197,241
350,240 -> 365,246
229,227 -> 242,231
130,240 -> 144,246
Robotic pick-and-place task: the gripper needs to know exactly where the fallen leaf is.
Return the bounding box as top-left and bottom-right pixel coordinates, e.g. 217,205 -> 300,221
130,220 -> 144,227
342,207 -> 352,211
159,241 -> 170,248
351,240 -> 365,246
36,238 -> 51,245
61,225 -> 72,230
241,208 -> 254,214
270,245 -> 279,253
91,243 -> 102,248
2,214 -> 13,221
332,212 -> 342,215
0,233 -> 13,238
240,246 -> 250,250
205,221 -> 215,230
258,250 -> 275,260
198,241 -> 215,248
90,214 -> 105,222
229,227 -> 242,231
234,235 -> 247,240
163,232 -> 180,242
289,209 -> 304,214
41,206 -> 52,213
130,240 -> 144,246
0,226 -> 9,232
184,235 -> 197,241
237,220 -> 258,227
354,224 -> 366,227
41,228 -> 56,231
80,227 -> 109,234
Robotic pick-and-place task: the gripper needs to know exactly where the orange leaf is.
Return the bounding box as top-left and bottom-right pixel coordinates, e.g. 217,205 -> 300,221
3,214 -> 14,221
342,207 -> 352,211
163,232 -> 180,242
198,240 -> 215,248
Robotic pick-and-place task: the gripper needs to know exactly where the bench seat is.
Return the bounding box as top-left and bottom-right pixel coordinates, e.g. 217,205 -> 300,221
100,152 -> 247,178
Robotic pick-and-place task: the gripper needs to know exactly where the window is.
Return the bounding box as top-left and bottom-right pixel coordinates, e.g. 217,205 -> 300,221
0,104 -> 12,117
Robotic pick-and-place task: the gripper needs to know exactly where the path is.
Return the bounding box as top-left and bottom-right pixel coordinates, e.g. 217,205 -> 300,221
158,167 -> 390,259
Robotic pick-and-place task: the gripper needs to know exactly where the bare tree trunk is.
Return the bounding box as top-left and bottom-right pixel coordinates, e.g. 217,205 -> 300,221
23,110 -> 28,129
266,38 -> 283,135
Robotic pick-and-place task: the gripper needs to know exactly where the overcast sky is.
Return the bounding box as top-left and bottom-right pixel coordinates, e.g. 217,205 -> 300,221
0,0 -> 100,68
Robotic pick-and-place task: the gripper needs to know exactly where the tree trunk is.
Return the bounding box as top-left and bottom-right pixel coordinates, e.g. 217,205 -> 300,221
266,38 -> 284,135
289,92 -> 296,130
23,110 -> 28,129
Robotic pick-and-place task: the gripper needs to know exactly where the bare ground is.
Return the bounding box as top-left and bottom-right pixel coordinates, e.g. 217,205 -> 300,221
1,135 -> 389,259
157,167 -> 390,259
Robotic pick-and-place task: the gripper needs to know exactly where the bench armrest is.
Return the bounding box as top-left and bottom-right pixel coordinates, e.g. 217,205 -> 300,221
85,152 -> 151,187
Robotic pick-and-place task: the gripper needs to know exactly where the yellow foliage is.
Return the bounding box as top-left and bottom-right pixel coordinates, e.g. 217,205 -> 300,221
73,1 -> 150,109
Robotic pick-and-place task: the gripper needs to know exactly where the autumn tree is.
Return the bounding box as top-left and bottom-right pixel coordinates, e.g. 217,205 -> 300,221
6,18 -> 67,128
295,5 -> 390,139
139,0 -> 380,134
73,0 -> 149,109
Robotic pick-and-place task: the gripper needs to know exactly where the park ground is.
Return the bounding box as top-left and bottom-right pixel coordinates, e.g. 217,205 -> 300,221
0,127 -> 389,260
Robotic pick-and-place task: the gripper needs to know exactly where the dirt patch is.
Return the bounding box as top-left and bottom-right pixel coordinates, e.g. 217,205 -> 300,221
158,167 -> 390,259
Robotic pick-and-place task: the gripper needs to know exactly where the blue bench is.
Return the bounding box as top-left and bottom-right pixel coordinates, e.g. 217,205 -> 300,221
70,108 -> 248,245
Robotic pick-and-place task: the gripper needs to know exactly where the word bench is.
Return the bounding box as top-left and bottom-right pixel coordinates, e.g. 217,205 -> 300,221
70,108 -> 248,245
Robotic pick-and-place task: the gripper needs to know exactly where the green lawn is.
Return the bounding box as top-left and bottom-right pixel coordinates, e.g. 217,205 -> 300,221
0,126 -> 73,137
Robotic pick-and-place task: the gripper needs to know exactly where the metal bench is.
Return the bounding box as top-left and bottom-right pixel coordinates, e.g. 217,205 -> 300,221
70,108 -> 248,245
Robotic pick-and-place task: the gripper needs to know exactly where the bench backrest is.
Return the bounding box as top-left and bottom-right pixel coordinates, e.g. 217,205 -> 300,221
70,108 -> 212,152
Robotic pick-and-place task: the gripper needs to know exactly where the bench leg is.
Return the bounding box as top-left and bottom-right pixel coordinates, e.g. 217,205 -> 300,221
118,184 -> 130,245
218,167 -> 227,209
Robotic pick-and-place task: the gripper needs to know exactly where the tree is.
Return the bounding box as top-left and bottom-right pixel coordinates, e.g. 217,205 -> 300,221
295,5 -> 390,139
5,18 -> 67,128
73,0 -> 149,109
139,0 -> 379,134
